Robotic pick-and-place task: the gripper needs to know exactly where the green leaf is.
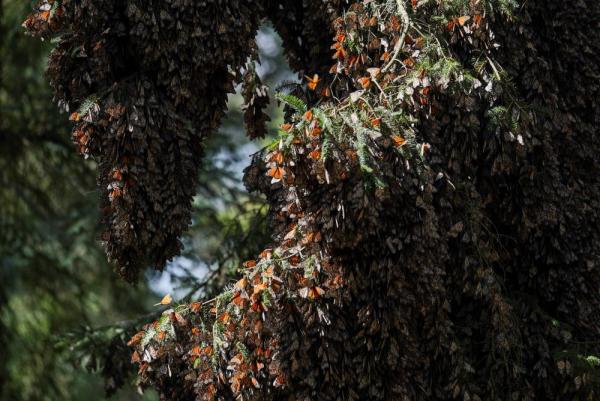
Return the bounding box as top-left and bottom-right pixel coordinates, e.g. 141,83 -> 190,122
275,93 -> 307,113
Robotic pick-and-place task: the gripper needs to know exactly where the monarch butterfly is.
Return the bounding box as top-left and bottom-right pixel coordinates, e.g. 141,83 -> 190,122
305,74 -> 320,90
155,294 -> 173,306
112,169 -> 123,181
259,248 -> 272,259
191,346 -> 202,357
357,76 -> 371,89
332,44 -> 347,60
267,166 -> 284,180
190,302 -> 202,313
234,278 -> 248,290
299,286 -> 325,299
303,110 -> 313,122
392,135 -> 407,147
270,151 -> 284,165
367,67 -> 381,79
309,149 -> 321,160
308,126 -> 322,138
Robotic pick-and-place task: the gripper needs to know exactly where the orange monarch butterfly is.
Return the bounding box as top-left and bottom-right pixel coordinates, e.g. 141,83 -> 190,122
392,135 -> 407,147
305,74 -> 320,90
112,169 -> 123,181
303,110 -> 313,121
332,45 -> 347,60
309,149 -> 321,160
190,302 -> 202,313
308,126 -> 322,138
270,151 -> 284,165
267,166 -> 284,180
357,76 -> 371,89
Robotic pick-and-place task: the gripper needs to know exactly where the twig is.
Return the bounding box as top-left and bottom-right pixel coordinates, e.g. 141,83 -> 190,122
382,0 -> 411,73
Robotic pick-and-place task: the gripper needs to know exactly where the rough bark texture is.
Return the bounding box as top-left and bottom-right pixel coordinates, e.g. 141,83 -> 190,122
25,0 -> 600,400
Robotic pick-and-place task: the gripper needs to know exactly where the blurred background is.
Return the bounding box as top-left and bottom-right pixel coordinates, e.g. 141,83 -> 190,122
0,1 -> 293,399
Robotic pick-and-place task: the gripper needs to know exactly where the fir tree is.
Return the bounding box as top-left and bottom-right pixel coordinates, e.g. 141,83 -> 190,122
22,0 -> 600,400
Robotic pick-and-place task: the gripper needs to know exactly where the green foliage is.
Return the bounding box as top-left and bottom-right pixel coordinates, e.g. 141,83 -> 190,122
275,92 -> 307,113
75,95 -> 99,118
2,2 -> 154,399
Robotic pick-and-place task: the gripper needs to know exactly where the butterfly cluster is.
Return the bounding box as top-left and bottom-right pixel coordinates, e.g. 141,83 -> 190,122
24,0 -> 263,281
127,0 -> 600,399
25,0 -> 600,400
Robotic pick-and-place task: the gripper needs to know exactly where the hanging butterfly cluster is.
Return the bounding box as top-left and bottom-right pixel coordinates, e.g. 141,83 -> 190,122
25,0 -> 600,400
24,0 -> 263,281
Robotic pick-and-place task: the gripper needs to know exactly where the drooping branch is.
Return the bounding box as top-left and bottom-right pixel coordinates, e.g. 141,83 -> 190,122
24,0 -> 265,281
381,0 -> 409,73
23,1 -> 600,400
128,0 -> 600,400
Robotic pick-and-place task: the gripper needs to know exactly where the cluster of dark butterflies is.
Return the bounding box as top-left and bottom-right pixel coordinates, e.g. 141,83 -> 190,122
128,0 -> 600,400
26,0 -> 600,400
24,0 -> 263,281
